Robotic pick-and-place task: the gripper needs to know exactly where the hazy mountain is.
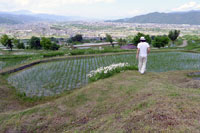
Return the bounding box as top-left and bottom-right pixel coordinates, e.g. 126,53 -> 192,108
0,16 -> 21,24
11,10 -> 34,15
110,10 -> 200,25
0,12 -> 44,24
0,10 -> 93,24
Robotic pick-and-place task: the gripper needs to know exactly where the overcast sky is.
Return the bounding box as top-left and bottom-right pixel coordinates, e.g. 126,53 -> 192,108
0,0 -> 200,19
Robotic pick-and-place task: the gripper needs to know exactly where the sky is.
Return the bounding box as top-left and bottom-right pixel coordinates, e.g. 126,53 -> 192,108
0,0 -> 200,19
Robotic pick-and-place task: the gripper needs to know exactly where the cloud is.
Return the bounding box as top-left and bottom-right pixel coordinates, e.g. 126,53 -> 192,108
1,0 -> 115,6
173,1 -> 200,11
126,10 -> 142,16
0,0 -> 116,13
15,0 -> 30,6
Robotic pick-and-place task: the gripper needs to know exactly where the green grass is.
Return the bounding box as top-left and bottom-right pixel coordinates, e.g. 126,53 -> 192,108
184,36 -> 200,51
0,58 -> 30,71
2,37 -> 200,132
42,51 -> 65,58
174,38 -> 184,46
0,50 -> 69,71
1,71 -> 200,132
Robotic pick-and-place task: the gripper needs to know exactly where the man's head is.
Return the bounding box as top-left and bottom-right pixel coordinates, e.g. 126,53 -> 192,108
140,37 -> 146,42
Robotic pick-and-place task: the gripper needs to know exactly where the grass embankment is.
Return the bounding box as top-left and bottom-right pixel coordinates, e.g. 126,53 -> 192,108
1,70 -> 200,132
69,47 -> 134,55
183,36 -> 200,51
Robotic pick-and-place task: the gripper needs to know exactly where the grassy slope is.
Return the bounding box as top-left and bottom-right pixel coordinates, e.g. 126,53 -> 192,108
1,70 -> 200,132
0,76 -> 27,113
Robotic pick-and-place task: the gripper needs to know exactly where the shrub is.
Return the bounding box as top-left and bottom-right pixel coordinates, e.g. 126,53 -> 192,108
70,47 -> 131,55
133,33 -> 151,46
49,43 -> 60,50
29,36 -> 41,50
41,37 -> 60,50
152,36 -> 169,48
16,42 -> 25,49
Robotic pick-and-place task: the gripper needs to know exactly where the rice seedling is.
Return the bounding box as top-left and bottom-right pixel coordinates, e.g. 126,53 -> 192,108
7,52 -> 200,97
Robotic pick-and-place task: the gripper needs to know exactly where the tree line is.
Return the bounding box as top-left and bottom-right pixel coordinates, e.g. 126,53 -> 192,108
0,30 -> 180,50
0,35 -> 60,51
107,30 -> 180,48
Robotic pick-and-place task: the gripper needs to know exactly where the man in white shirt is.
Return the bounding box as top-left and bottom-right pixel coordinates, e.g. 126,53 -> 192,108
136,37 -> 150,74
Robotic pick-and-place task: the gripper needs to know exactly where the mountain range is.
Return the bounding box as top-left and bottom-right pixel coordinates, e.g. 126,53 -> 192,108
1,10 -> 200,25
0,10 -> 91,24
110,10 -> 200,25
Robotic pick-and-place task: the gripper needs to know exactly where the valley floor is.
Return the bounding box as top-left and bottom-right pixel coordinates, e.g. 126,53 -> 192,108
1,70 -> 200,132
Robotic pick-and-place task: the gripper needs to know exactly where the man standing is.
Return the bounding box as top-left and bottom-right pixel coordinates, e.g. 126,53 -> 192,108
136,37 -> 150,74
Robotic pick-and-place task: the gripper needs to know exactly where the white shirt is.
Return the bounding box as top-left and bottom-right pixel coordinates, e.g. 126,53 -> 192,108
137,42 -> 150,57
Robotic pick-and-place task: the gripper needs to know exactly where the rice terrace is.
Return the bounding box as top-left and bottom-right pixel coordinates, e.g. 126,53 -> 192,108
1,0 -> 200,132
6,52 -> 200,97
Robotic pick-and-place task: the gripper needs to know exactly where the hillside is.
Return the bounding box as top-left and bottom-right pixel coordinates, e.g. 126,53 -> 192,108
0,12 -> 45,24
1,70 -> 200,132
0,10 -> 86,24
111,10 -> 200,25
0,16 -> 21,24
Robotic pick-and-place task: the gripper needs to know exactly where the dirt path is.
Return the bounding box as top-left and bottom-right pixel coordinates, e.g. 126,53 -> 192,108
178,40 -> 188,47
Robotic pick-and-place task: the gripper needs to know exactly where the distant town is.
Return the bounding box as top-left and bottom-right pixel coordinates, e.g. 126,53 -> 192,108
0,21 -> 200,41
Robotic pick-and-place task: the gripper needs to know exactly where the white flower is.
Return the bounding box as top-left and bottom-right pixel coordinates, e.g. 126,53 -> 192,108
87,63 -> 130,78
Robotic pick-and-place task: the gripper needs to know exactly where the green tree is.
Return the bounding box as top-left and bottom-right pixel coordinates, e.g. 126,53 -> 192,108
72,34 -> 83,42
0,34 -> 13,51
168,30 -> 180,45
106,34 -> 114,48
41,37 -> 52,50
17,42 -> 25,49
13,38 -> 25,49
50,43 -> 60,50
117,38 -> 127,46
152,36 -> 169,48
7,38 -> 13,51
41,37 -> 60,50
67,34 -> 83,45
133,33 -> 151,46
13,38 -> 20,46
0,34 -> 9,47
29,36 -> 41,49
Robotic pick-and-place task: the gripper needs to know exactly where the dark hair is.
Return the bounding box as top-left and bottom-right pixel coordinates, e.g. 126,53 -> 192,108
141,40 -> 146,42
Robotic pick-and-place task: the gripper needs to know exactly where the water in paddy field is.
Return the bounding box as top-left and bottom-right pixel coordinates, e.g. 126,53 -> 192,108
0,61 -> 5,70
7,52 -> 200,97
188,72 -> 200,80
147,52 -> 200,72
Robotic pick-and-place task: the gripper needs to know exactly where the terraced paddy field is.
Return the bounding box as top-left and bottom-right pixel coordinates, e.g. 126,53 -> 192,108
7,52 -> 200,97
